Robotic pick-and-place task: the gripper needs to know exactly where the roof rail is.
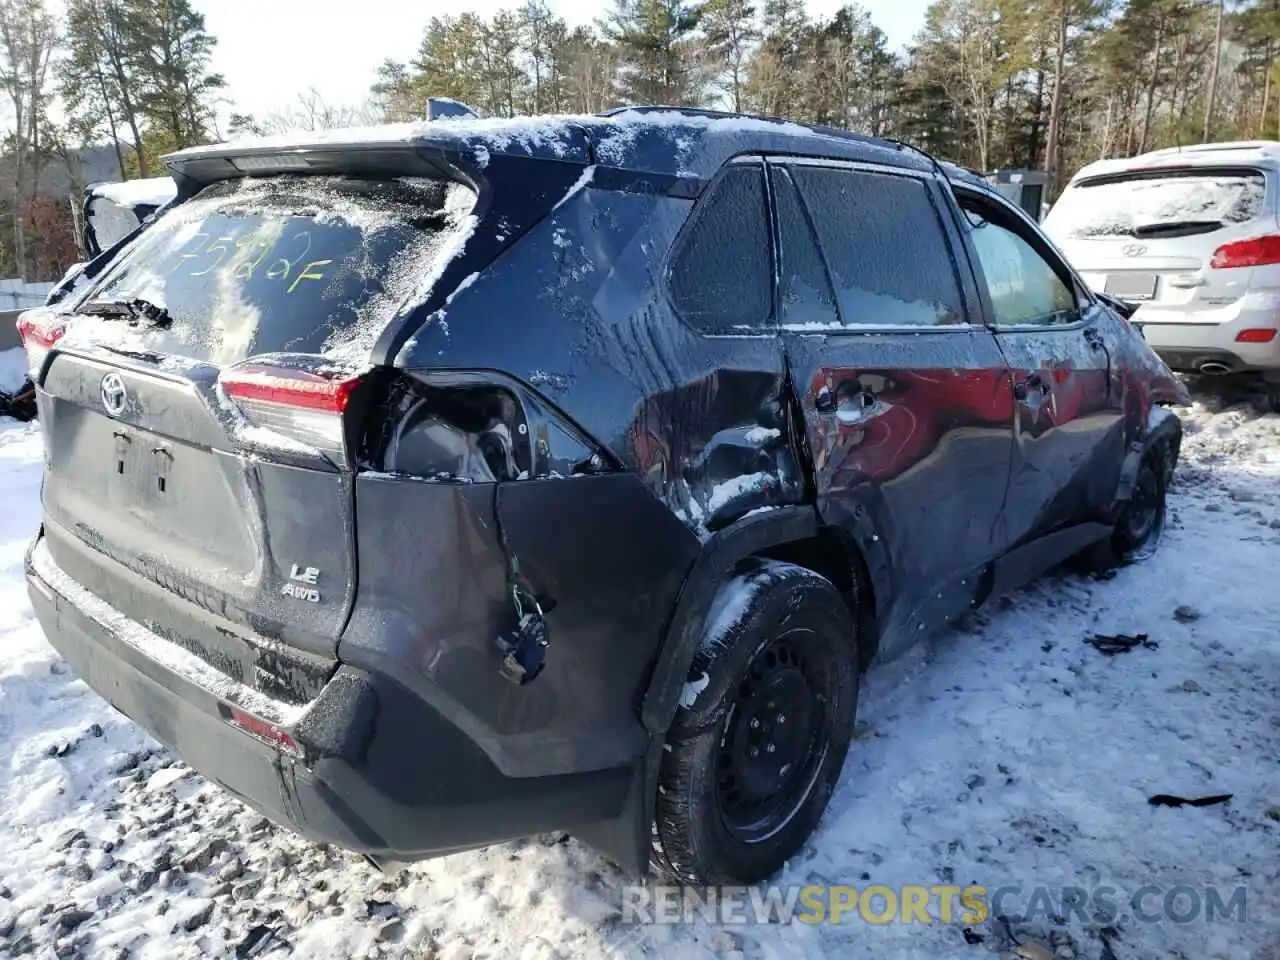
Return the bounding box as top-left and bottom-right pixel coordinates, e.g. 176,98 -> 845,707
599,104 -> 790,124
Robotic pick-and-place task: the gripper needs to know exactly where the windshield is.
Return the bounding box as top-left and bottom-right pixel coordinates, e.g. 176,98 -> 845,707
1043,168 -> 1266,240
73,174 -> 476,365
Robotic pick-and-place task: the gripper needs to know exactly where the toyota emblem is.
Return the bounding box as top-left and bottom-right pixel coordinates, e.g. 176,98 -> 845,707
1122,243 -> 1147,257
100,372 -> 128,418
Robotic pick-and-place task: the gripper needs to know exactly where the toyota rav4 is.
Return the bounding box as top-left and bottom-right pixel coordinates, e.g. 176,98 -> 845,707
21,108 -> 1186,885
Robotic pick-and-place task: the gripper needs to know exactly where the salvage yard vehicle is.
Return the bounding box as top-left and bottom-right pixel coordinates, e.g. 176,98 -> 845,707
20,107 -> 1187,885
81,176 -> 178,258
1044,140 -> 1280,411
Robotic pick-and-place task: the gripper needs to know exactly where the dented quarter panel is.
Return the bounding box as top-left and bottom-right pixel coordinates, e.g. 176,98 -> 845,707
395,167 -> 803,537
338,472 -> 699,778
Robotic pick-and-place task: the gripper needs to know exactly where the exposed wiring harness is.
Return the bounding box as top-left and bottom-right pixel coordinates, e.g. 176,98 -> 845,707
0,377 -> 35,422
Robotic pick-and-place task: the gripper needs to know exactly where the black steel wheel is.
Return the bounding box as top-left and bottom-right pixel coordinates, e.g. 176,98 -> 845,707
653,560 -> 859,885
715,629 -> 835,845
1119,459 -> 1164,559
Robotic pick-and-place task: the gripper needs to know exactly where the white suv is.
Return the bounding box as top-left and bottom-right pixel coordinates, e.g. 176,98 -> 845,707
1044,141 -> 1280,408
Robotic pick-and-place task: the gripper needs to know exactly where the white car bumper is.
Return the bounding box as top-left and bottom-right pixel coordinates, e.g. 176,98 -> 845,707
1133,292 -> 1280,373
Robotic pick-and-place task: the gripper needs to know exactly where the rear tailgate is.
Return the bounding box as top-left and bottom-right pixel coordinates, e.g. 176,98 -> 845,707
38,353 -> 352,701
29,168 -> 484,705
1044,165 -> 1275,319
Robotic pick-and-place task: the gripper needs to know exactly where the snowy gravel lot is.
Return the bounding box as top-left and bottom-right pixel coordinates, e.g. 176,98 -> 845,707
0,380 -> 1277,960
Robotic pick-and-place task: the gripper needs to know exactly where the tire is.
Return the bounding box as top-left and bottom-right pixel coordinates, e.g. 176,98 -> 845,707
1077,445 -> 1169,572
652,559 -> 859,885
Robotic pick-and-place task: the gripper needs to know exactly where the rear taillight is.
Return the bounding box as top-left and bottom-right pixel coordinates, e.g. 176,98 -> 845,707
1236,328 -> 1278,343
218,359 -> 362,459
1209,235 -> 1280,269
16,308 -> 66,375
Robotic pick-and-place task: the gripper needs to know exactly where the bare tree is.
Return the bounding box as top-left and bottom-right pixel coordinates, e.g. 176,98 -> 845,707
255,87 -> 380,134
0,0 -> 57,278
1203,0 -> 1226,140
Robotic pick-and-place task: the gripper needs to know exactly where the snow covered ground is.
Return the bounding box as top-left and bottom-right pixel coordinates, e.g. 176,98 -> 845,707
0,378 -> 1276,960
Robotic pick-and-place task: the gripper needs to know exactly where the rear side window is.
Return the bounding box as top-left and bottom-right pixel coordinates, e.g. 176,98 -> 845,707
668,165 -> 772,333
78,175 -> 477,365
790,166 -> 965,327
772,168 -> 840,329
1044,168 -> 1266,240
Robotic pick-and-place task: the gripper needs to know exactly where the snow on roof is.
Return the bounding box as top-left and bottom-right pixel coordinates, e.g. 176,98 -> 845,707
166,114 -> 600,166
89,176 -> 177,209
165,108 -> 923,180
1069,140 -> 1280,184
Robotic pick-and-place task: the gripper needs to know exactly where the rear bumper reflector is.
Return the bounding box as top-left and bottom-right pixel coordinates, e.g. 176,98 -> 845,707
1235,328 -> 1278,343
219,702 -> 301,755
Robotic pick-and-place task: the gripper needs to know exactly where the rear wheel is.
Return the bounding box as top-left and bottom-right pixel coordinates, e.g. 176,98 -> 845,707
652,560 -> 858,885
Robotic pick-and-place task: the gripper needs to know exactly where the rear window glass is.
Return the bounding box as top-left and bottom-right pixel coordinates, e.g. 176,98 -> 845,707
75,175 -> 476,365
1045,169 -> 1266,240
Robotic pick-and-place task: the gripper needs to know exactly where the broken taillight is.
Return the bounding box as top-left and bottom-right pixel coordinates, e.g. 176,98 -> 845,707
16,308 -> 67,375
218,358 -> 363,459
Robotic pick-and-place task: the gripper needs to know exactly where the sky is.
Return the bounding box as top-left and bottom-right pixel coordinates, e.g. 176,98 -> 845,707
191,0 -> 933,128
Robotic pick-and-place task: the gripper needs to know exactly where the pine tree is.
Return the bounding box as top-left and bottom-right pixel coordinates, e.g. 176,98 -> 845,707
1034,0 -> 1107,193
62,0 -> 147,175
702,0 -> 760,111
599,0 -> 705,106
480,11 -> 527,117
126,0 -> 224,150
519,0 -> 558,112
746,0 -> 808,116
0,0 -> 57,275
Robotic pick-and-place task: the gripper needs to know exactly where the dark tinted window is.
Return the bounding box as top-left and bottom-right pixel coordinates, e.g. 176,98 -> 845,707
80,175 -> 476,364
669,165 -> 772,332
790,166 -> 965,327
772,168 -> 840,329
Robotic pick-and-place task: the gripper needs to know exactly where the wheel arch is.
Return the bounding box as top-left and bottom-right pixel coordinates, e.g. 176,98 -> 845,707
640,505 -> 877,739
1115,403 -> 1183,508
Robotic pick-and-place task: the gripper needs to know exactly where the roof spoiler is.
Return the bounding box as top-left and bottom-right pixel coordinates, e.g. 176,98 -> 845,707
426,98 -> 478,120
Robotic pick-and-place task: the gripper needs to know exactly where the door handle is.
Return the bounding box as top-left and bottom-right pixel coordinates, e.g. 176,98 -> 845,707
816,383 -> 879,424
1013,373 -> 1050,401
814,385 -> 836,413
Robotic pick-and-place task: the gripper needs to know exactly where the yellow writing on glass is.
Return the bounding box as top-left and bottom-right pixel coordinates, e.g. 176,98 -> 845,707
170,222 -> 333,290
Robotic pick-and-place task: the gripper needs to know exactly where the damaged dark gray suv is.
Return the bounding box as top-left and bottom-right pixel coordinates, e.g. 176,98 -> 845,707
22,107 -> 1187,885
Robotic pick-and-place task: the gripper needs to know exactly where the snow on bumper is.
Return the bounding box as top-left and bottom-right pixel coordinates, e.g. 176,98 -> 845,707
25,535 -> 634,861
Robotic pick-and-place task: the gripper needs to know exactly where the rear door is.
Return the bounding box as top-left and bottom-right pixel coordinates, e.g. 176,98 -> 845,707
773,159 -> 1016,656
1043,166 -> 1274,321
954,185 -> 1128,546
35,173 -> 479,704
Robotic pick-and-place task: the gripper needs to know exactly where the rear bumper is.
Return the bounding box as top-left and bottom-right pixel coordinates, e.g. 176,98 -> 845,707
1135,296 -> 1280,372
26,535 -> 636,862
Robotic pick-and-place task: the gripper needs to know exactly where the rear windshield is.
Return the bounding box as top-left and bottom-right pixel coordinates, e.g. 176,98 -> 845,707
74,175 -> 476,365
1044,168 -> 1266,240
